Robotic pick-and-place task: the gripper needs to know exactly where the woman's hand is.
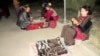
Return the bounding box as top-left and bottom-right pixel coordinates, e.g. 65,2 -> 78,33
30,17 -> 34,24
71,18 -> 76,22
71,18 -> 79,25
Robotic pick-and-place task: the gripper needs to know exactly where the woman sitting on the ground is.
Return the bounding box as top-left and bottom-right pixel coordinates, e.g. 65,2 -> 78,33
61,5 -> 92,46
16,5 -> 33,30
43,3 -> 58,28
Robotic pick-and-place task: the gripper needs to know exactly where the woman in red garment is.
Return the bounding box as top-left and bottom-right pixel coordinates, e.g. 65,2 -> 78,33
43,4 -> 58,28
61,5 -> 92,46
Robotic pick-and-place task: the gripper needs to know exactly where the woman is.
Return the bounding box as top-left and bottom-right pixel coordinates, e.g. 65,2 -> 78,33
61,5 -> 92,45
44,4 -> 58,28
16,5 -> 33,30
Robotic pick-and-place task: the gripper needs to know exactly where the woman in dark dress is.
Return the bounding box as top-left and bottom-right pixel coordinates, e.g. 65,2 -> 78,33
16,5 -> 33,30
61,5 -> 92,45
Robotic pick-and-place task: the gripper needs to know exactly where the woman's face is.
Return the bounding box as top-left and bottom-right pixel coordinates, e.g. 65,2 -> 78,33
25,7 -> 30,12
80,8 -> 88,16
46,7 -> 50,10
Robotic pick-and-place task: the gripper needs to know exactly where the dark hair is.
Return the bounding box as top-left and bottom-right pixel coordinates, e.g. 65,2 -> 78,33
82,5 -> 92,15
45,5 -> 51,9
23,5 -> 31,17
18,5 -> 31,18
17,7 -> 24,18
23,4 -> 29,9
45,2 -> 52,8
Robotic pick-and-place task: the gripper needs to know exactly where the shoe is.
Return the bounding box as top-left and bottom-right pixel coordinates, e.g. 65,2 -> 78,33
21,28 -> 26,30
65,42 -> 75,46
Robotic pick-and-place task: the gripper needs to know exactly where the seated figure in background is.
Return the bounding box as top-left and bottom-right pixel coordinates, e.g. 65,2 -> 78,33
16,5 -> 33,30
43,3 -> 58,28
61,5 -> 93,46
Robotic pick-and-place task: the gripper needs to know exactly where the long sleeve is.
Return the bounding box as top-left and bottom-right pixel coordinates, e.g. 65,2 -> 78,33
78,16 -> 92,32
44,10 -> 53,21
22,12 -> 30,22
80,16 -> 91,27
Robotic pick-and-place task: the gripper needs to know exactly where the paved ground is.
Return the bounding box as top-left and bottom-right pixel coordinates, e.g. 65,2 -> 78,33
0,8 -> 99,56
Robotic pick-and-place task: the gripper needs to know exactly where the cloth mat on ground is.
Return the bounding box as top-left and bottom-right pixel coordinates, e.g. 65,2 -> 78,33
30,37 -> 69,56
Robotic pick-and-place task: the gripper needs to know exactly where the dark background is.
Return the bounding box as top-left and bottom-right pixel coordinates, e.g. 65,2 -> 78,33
0,0 -> 100,7
7,0 -> 100,5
